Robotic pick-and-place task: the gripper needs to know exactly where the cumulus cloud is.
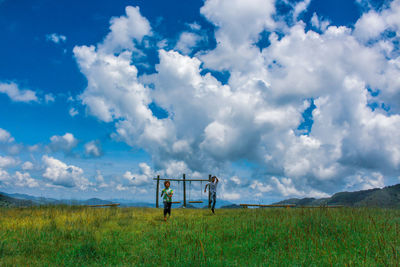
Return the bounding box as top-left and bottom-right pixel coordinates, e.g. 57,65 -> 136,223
354,0 -> 400,42
0,168 -> 10,186
0,168 -> 38,188
310,13 -> 330,32
14,171 -> 39,188
46,33 -> 67,44
346,171 -> 385,191
48,133 -> 78,153
250,180 -> 273,193
122,162 -> 153,186
99,6 -> 151,53
42,155 -> 90,189
0,82 -> 38,102
22,161 -> 34,170
0,155 -> 19,168
95,170 -> 108,189
84,140 -> 102,157
0,128 -> 14,143
293,0 -> 311,21
174,32 -> 202,55
199,0 -> 276,72
72,1 -> 400,200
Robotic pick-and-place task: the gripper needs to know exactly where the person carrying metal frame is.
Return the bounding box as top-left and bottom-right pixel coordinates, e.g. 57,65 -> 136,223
204,176 -> 219,214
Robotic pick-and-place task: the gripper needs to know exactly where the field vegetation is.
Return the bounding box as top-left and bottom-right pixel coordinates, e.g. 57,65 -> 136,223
0,206 -> 399,266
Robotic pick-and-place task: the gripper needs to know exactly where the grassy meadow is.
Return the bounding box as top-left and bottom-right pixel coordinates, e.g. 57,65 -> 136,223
0,206 -> 399,266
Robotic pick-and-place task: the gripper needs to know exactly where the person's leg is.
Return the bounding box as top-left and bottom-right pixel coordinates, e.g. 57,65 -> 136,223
163,201 -> 168,221
212,193 -> 216,213
167,202 -> 172,216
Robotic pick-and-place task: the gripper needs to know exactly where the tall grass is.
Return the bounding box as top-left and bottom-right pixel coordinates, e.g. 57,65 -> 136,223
0,206 -> 399,266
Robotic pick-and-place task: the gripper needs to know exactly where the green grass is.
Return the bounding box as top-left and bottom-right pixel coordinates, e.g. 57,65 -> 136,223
0,206 -> 399,266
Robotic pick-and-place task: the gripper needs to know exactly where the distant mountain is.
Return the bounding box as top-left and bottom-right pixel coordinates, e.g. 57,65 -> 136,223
273,197 -> 330,206
81,198 -> 114,205
0,193 -> 35,207
3,192 -> 62,205
273,184 -> 400,208
221,204 -> 242,209
0,192 -> 234,208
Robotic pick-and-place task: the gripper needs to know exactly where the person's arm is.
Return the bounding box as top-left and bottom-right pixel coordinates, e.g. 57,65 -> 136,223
215,177 -> 219,183
168,190 -> 173,198
161,189 -> 164,197
204,183 -> 208,193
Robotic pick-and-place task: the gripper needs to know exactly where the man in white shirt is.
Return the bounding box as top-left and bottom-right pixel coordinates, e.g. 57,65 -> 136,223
204,176 -> 219,214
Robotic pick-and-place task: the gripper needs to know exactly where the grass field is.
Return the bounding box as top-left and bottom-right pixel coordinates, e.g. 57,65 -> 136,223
0,206 -> 399,266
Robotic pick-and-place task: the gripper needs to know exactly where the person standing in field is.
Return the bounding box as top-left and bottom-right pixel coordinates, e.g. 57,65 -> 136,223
161,181 -> 173,222
204,176 -> 219,214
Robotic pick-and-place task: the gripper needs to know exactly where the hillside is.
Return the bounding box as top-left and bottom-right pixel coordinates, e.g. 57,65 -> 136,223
274,183 -> 400,208
0,192 -> 236,208
0,193 -> 35,207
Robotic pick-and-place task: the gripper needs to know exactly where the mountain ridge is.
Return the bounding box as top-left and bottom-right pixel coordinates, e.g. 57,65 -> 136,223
273,183 -> 400,208
0,192 -> 233,208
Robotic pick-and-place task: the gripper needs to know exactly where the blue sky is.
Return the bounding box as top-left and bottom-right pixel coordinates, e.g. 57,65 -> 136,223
1,0 -> 400,203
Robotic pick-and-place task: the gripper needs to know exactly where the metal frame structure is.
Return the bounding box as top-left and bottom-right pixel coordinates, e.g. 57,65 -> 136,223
154,174 -> 212,208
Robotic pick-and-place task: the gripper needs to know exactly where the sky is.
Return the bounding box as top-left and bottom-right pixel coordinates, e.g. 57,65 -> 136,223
1,0 -> 400,204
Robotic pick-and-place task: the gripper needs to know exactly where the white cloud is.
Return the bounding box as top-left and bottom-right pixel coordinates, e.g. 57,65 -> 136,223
99,6 -> 151,53
187,22 -> 201,31
0,128 -> 14,143
7,144 -> 23,155
310,13 -> 330,31
293,0 -> 311,21
250,180 -> 273,193
72,1 -> 400,199
95,170 -> 108,188
199,0 -> 276,72
49,133 -> 78,153
346,171 -> 385,190
0,168 -> 9,180
0,155 -> 18,168
354,0 -> 400,43
175,32 -> 202,55
122,162 -> 153,186
354,11 -> 386,41
84,140 -> 102,157
116,184 -> 128,191
271,177 -> 305,197
0,168 -> 10,186
230,176 -> 241,185
69,107 -> 78,117
46,33 -> 66,44
1,168 -> 38,188
221,192 -> 240,200
14,171 -> 39,188
28,144 -> 40,152
22,161 -> 34,170
42,155 -> 90,189
45,94 -> 55,103
0,82 -> 38,102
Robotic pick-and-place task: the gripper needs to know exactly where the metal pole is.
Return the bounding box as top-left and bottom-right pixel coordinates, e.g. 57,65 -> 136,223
208,174 -> 212,208
156,175 -> 160,208
152,178 -> 209,182
183,173 -> 186,208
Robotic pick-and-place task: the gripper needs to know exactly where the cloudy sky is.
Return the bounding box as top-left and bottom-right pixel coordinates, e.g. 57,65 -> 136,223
1,0 -> 400,203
